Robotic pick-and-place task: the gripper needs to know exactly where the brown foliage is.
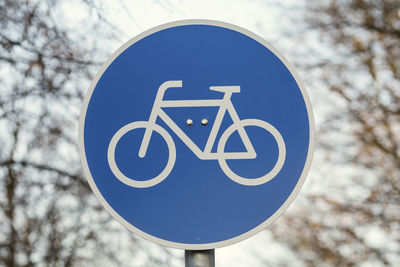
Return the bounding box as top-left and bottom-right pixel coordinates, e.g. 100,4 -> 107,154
0,0 -> 135,266
271,0 -> 400,266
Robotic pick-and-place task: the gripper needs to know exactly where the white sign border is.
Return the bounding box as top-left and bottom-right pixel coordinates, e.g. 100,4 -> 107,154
78,19 -> 315,250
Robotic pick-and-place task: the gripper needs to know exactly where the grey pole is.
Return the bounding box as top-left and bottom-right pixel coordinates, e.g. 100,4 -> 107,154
185,250 -> 215,267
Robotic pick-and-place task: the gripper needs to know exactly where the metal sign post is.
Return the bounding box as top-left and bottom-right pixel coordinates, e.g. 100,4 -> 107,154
185,250 -> 215,267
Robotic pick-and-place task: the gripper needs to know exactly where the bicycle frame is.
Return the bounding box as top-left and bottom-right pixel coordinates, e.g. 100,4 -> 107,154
138,81 -> 256,160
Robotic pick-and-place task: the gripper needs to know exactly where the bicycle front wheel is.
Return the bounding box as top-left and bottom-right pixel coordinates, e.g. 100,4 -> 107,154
107,121 -> 176,188
217,119 -> 286,186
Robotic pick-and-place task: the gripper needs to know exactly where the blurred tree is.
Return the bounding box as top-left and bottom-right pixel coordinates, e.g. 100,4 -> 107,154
2,0 -> 399,266
0,0 -> 176,266
271,0 -> 400,266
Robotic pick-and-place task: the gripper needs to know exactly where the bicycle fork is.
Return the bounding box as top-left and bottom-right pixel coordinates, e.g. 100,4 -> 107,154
138,114 -> 157,158
138,81 -> 182,158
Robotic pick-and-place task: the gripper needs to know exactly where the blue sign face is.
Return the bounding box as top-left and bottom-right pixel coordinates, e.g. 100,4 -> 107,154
79,20 -> 314,249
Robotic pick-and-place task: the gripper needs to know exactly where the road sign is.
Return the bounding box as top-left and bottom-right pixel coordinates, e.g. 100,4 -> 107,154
79,20 -> 314,250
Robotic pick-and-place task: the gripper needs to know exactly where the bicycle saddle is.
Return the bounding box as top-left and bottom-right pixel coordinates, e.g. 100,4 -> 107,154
209,85 -> 240,93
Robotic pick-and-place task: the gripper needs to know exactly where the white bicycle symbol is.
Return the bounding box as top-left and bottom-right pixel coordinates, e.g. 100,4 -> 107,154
107,80 -> 286,188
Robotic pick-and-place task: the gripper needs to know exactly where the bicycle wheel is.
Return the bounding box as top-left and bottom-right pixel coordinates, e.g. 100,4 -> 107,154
217,119 -> 286,186
107,121 -> 176,188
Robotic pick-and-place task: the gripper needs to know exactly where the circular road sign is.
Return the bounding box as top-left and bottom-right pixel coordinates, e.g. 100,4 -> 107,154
79,20 -> 315,250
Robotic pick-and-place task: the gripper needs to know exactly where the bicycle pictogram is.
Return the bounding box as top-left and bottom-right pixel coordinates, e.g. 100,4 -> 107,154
107,80 -> 286,188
